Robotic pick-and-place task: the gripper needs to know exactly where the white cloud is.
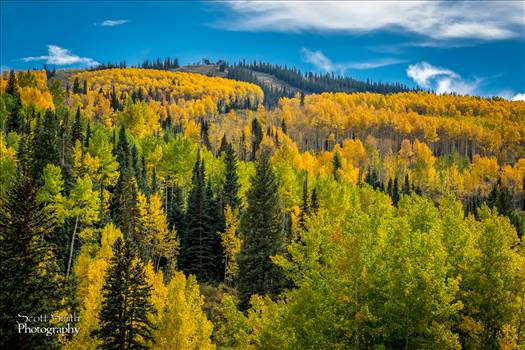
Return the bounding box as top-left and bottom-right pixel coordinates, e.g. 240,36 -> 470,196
301,48 -> 404,73
407,62 -> 481,95
222,1 -> 524,41
511,93 -> 525,101
100,19 -> 128,27
22,45 -> 99,66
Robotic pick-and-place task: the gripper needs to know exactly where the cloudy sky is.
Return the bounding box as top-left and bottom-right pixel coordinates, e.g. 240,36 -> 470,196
1,1 -> 524,99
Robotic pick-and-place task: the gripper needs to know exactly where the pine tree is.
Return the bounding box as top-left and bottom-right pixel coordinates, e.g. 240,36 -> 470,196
72,77 -> 81,94
181,152 -> 217,282
403,173 -> 411,195
237,152 -> 286,309
5,70 -> 17,96
392,177 -> 400,206
93,237 -> 155,349
0,174 -> 64,349
116,126 -> 130,171
72,106 -> 84,145
6,85 -> 22,133
32,110 -> 60,180
281,118 -> 287,134
299,175 -> 310,230
251,117 -> 263,160
167,185 -> 184,231
310,187 -> 319,214
218,134 -> 229,156
223,143 -> 240,210
83,80 -> 88,95
333,151 -> 342,180
200,118 -> 212,152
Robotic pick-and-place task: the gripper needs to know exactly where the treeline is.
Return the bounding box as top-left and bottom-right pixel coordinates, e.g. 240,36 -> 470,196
227,65 -> 295,108
235,60 -> 414,95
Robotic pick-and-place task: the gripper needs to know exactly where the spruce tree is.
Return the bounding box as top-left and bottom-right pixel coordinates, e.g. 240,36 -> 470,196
5,70 -> 17,96
72,77 -> 81,94
72,106 -> 84,145
6,84 -> 22,133
392,177 -> 400,206
32,110 -> 60,180
310,187 -> 319,214
333,151 -> 342,180
223,143 -> 240,210
94,238 -> 155,350
403,173 -> 411,195
299,175 -> 310,230
218,134 -> 228,156
237,152 -> 286,309
251,117 -> 263,159
181,152 -> 216,282
0,174 -> 64,349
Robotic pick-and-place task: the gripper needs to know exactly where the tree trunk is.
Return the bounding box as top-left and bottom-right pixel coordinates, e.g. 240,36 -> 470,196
66,214 -> 80,278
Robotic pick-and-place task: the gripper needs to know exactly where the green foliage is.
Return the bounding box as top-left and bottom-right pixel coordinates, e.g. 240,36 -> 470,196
0,175 -> 65,349
238,152 -> 286,309
93,237 -> 155,350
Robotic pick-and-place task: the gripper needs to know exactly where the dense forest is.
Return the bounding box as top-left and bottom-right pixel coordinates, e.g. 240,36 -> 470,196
0,67 -> 524,349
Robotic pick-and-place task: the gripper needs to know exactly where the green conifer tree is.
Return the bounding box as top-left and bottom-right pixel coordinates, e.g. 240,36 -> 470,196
93,237 -> 155,350
223,143 -> 240,210
0,174 -> 64,349
237,152 -> 286,309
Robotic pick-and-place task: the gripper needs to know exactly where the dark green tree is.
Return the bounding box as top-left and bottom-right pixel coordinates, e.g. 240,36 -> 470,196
392,177 -> 400,206
32,110 -> 60,180
84,122 -> 91,149
5,70 -> 18,96
93,237 -> 155,350
0,174 -> 64,350
60,112 -> 75,194
218,134 -> 229,156
251,118 -> 263,160
237,152 -> 286,309
72,106 -> 84,145
403,173 -> 411,195
310,187 -> 320,214
223,143 -> 240,210
72,77 -> 81,94
181,152 -> 216,282
333,151 -> 342,180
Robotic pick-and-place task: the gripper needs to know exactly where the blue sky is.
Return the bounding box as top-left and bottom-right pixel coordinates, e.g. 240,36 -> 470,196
1,1 -> 524,100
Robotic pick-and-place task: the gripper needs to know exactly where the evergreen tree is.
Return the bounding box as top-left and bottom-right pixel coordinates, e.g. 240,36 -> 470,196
281,118 -> 287,134
72,77 -> 81,94
333,151 -> 342,180
392,177 -> 400,206
237,152 -> 286,309
6,83 -> 22,133
403,173 -> 411,195
207,178 -> 226,282
223,143 -> 240,210
83,80 -> 88,95
0,174 -> 64,349
251,118 -> 263,160
5,70 -> 17,96
299,175 -> 310,230
310,187 -> 319,214
116,126 -> 130,171
93,238 -> 155,350
32,110 -> 60,180
72,106 -> 84,145
200,118 -> 212,152
181,152 -> 216,282
167,185 -> 184,231
218,134 -> 229,156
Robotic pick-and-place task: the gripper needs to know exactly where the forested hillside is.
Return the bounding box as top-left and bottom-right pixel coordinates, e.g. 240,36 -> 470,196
0,68 -> 524,349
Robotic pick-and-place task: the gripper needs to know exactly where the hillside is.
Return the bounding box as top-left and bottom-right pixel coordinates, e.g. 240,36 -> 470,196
1,68 -> 524,349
